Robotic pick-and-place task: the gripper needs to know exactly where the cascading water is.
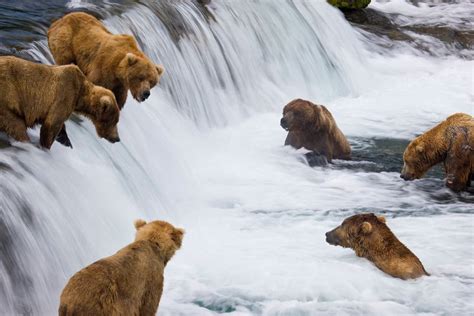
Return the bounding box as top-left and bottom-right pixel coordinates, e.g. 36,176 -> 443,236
1,0 -> 473,315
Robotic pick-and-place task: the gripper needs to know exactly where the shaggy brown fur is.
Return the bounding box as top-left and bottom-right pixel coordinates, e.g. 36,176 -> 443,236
401,113 -> 473,192
280,99 -> 351,162
0,56 -> 120,149
59,220 -> 184,316
48,12 -> 164,109
326,213 -> 429,280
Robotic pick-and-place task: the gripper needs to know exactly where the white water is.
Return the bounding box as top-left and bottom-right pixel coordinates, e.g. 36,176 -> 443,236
1,0 -> 473,315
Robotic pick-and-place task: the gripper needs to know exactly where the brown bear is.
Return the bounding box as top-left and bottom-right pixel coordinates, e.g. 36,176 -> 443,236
0,56 -> 120,149
59,219 -> 184,316
280,99 -> 351,163
401,113 -> 473,192
48,12 -> 165,146
325,213 -> 429,280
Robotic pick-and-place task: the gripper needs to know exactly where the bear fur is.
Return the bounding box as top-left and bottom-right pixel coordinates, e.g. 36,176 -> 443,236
59,220 -> 184,316
325,213 -> 429,280
0,56 -> 120,149
401,113 -> 473,192
280,99 -> 351,162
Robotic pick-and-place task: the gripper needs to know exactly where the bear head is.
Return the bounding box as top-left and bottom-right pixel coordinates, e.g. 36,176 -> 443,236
280,99 -> 329,132
400,138 -> 430,181
325,213 -> 387,251
88,85 -> 121,143
122,53 -> 165,102
134,219 -> 184,263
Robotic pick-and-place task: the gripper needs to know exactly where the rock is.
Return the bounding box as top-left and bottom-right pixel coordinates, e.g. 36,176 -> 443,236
342,8 -> 412,42
327,0 -> 371,10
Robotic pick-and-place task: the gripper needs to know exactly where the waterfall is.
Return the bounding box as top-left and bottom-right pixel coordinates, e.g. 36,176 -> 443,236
1,0 -> 472,315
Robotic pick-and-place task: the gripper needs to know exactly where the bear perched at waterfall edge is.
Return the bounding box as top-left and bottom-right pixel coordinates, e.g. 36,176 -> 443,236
59,219 -> 184,316
400,113 -> 473,192
280,98 -> 351,163
326,213 -> 429,280
48,12 -> 165,147
0,56 -> 120,149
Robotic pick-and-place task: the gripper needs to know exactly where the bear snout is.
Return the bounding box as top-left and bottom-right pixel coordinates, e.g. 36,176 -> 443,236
325,231 -> 338,246
140,90 -> 151,102
400,172 -> 414,181
107,136 -> 121,143
280,118 -> 289,130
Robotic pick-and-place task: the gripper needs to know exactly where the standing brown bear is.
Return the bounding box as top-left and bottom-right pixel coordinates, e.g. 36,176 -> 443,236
280,99 -> 351,163
0,56 -> 120,149
48,12 -> 165,146
401,113 -> 473,192
326,213 -> 429,280
59,219 -> 184,316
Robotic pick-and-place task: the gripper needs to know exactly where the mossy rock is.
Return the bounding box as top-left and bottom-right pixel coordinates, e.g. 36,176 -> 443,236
328,0 -> 371,9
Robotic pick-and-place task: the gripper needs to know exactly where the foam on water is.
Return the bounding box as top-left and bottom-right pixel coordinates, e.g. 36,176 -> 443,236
0,0 -> 473,315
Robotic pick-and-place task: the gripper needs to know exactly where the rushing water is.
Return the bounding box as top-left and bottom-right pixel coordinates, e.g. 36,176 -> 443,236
0,0 -> 473,315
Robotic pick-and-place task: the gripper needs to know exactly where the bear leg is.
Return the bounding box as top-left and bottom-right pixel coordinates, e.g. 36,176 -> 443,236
0,109 -> 30,142
445,131 -> 472,192
112,86 -> 128,110
40,121 -> 64,149
55,124 -> 73,148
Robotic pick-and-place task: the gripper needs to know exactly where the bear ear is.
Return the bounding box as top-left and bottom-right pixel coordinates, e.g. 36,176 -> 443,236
377,216 -> 386,224
415,143 -> 424,153
156,64 -> 165,76
100,96 -> 112,107
361,222 -> 372,234
126,53 -> 138,66
99,96 -> 113,115
134,219 -> 147,230
171,227 -> 185,248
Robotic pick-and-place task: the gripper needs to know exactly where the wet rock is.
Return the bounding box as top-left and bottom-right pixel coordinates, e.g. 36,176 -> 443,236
405,25 -> 474,51
340,7 -> 473,56
342,8 -> 411,42
328,0 -> 371,10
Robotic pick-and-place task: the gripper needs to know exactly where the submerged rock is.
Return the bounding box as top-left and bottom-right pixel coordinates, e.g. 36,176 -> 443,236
327,0 -> 371,10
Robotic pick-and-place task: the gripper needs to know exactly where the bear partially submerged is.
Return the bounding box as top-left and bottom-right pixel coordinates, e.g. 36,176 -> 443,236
401,113 -> 473,192
59,219 -> 184,316
280,99 -> 351,163
326,213 -> 429,280
48,12 -> 165,146
0,56 -> 120,149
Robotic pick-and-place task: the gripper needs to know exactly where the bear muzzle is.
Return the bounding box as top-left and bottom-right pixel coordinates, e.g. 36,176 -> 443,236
107,136 -> 120,143
400,172 -> 415,181
325,230 -> 340,246
280,118 -> 289,131
139,90 -> 151,102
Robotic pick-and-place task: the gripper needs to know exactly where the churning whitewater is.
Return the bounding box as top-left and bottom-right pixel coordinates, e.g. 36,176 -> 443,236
0,0 -> 473,315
